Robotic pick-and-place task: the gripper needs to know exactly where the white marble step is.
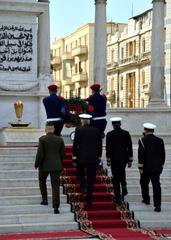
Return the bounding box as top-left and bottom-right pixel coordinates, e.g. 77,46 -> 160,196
0,195 -> 67,206
0,178 -> 52,187
0,186 -> 65,196
0,221 -> 78,234
124,193 -> 171,202
129,202 -> 171,211
126,177 -> 171,186
0,212 -> 75,225
0,162 -> 37,170
0,204 -> 71,215
0,157 -> 35,162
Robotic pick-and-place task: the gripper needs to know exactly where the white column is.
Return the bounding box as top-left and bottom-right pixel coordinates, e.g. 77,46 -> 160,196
37,1 -> 51,128
147,0 -> 168,108
94,0 -> 107,92
38,1 -> 51,76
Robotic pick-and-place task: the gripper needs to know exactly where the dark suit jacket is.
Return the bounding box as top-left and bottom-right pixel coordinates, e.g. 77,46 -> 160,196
35,133 -> 65,172
138,134 -> 165,173
73,125 -> 102,163
43,93 -> 67,120
87,92 -> 106,117
106,127 -> 133,168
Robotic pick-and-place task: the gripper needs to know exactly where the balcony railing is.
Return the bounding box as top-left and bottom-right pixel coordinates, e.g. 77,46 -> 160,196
120,55 -> 139,65
51,56 -> 61,66
66,77 -> 73,85
72,46 -> 88,57
140,51 -> 151,60
72,72 -> 88,83
62,52 -> 72,60
107,62 -> 118,68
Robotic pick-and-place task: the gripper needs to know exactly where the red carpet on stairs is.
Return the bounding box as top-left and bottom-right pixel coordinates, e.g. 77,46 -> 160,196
0,146 -> 166,240
61,146 -> 166,240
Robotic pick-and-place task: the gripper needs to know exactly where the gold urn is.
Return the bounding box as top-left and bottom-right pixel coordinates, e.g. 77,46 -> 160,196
14,100 -> 23,122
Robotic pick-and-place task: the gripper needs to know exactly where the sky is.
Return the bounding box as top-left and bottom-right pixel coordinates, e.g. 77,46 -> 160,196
50,0 -> 152,43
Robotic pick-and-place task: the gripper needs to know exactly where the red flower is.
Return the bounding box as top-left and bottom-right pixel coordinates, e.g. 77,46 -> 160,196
67,103 -> 75,111
87,105 -> 94,112
75,105 -> 83,114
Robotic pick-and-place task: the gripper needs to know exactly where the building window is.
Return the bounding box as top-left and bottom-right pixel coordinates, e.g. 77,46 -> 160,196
128,42 -> 133,56
142,38 -> 146,53
120,76 -> 124,90
79,62 -> 83,73
121,47 -> 124,59
111,49 -> 115,62
78,87 -> 81,97
141,70 -> 145,85
75,64 -> 77,74
70,90 -> 73,98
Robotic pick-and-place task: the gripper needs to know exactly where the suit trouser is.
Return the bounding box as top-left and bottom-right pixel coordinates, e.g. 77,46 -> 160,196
91,119 -> 107,137
38,170 -> 61,208
111,167 -> 127,201
53,121 -> 64,136
140,172 -> 161,207
76,163 -> 97,202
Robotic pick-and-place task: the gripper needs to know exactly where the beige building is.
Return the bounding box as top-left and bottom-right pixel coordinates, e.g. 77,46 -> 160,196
51,23 -> 126,99
107,9 -> 152,108
51,2 -> 171,107
107,0 -> 171,108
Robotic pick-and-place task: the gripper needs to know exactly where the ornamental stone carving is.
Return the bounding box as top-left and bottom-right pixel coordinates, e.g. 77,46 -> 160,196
0,82 -> 38,91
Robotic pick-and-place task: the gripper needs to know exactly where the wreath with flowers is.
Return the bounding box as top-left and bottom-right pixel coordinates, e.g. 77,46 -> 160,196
64,97 -> 94,127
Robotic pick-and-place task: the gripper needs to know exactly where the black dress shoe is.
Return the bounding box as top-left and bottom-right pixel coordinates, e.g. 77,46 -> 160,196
122,188 -> 128,196
154,206 -> 161,212
54,208 -> 60,214
40,200 -> 48,205
142,199 -> 150,205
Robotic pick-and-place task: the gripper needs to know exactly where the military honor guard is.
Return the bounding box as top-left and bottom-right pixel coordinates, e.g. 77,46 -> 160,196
72,114 -> 102,207
87,83 -> 107,138
138,123 -> 165,212
106,117 -> 133,204
43,84 -> 68,136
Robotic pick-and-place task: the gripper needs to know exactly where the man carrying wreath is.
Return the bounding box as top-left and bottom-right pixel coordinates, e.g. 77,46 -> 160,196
87,83 -> 107,138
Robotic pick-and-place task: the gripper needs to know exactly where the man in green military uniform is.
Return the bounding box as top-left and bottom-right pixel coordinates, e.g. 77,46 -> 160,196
35,122 -> 65,214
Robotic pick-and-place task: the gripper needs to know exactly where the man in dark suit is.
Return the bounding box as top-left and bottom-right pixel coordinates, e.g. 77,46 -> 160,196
43,84 -> 68,136
87,83 -> 107,138
72,114 -> 102,206
35,122 -> 65,214
138,122 -> 165,212
106,117 -> 133,205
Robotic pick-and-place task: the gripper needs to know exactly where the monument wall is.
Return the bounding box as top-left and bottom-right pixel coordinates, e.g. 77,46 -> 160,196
0,0 -> 51,129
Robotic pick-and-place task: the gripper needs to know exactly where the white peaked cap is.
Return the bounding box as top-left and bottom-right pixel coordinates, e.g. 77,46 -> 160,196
143,122 -> 156,130
110,117 -> 122,122
79,113 -> 92,119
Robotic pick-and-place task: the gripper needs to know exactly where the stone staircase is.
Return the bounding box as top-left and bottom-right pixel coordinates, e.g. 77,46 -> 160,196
1,145 -> 171,235
0,147 -> 79,234
124,145 -> 171,229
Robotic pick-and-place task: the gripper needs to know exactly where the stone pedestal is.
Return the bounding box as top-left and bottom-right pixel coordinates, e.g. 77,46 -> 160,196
0,128 -> 44,146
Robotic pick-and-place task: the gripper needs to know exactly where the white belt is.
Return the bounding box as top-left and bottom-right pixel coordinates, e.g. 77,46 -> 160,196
47,118 -> 61,122
92,116 -> 106,120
